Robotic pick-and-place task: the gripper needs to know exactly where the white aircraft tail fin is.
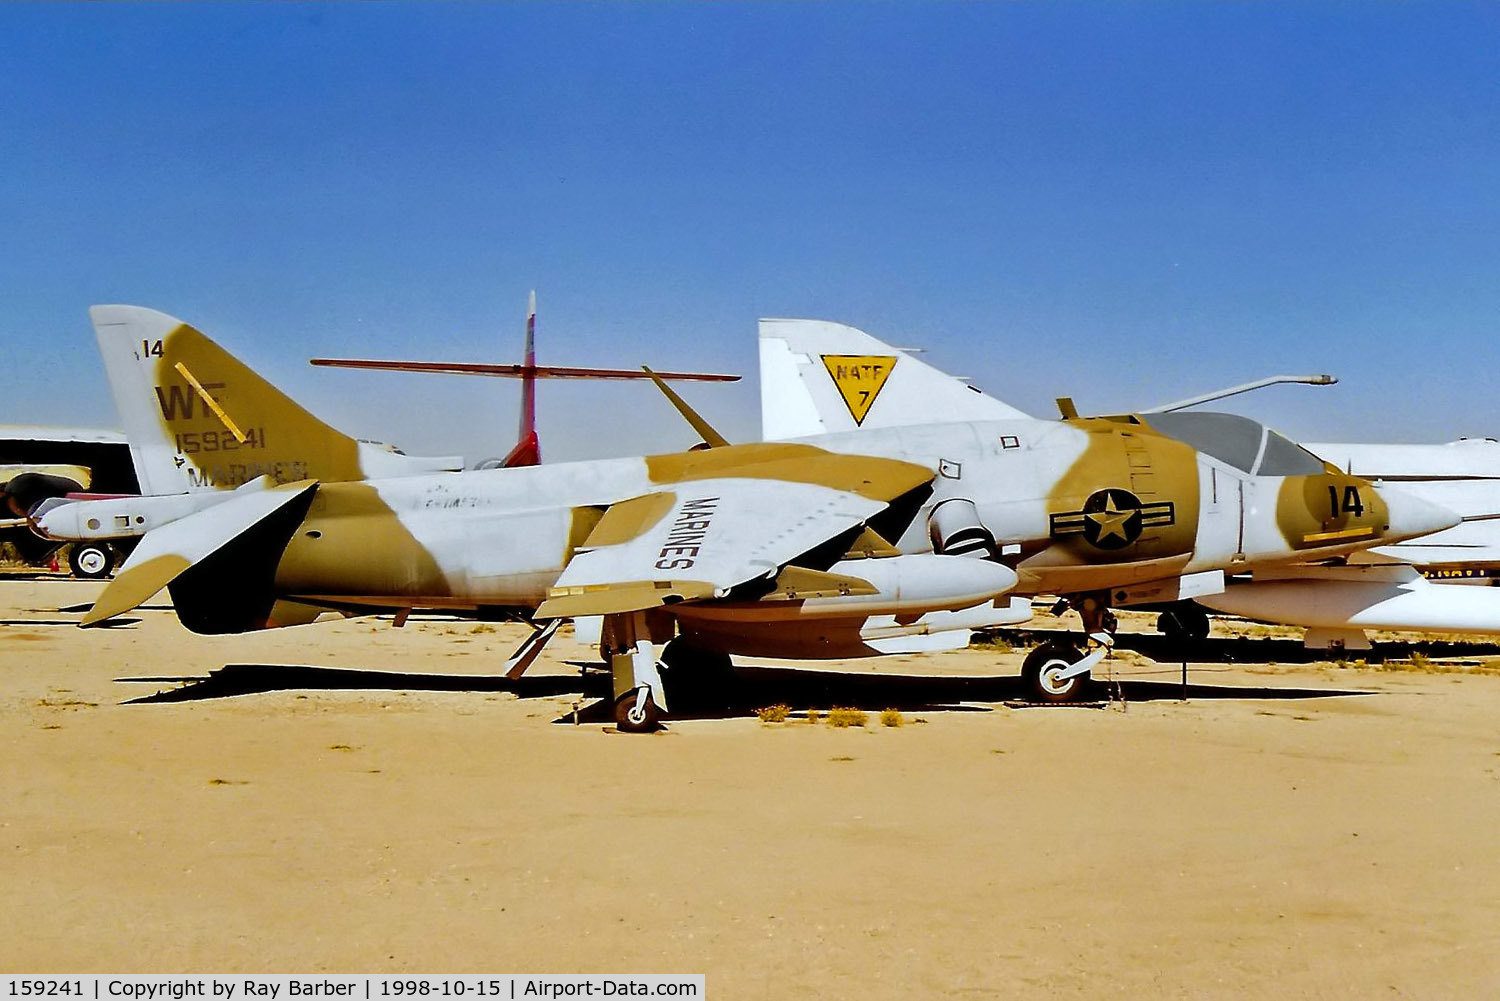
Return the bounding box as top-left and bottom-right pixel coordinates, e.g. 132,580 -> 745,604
758,319 -> 1029,440
91,305 -> 461,494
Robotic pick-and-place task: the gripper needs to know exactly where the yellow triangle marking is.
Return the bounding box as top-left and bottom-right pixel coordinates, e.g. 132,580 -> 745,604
821,355 -> 897,426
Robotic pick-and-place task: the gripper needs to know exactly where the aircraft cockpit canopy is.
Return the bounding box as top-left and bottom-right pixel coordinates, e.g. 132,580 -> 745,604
1145,412 -> 1326,477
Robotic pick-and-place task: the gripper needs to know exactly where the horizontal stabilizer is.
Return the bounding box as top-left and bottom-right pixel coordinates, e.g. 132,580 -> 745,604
82,479 -> 318,626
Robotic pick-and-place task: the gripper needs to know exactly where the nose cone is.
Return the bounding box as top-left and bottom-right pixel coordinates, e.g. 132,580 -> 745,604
34,498 -> 80,540
1377,484 -> 1462,543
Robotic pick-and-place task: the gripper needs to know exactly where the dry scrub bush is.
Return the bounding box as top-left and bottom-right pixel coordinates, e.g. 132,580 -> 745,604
757,704 -> 790,724
827,707 -> 868,728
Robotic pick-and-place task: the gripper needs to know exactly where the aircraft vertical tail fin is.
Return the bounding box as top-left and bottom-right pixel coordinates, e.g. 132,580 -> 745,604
758,319 -> 1030,440
90,305 -> 460,494
514,290 -> 540,464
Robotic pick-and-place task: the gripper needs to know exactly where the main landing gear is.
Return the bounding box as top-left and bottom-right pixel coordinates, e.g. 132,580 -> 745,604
615,685 -> 661,733
597,614 -> 741,731
601,610 -> 673,733
1019,593 -> 1117,703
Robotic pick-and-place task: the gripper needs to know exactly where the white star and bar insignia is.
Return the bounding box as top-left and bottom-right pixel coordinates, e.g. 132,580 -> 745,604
1050,488 -> 1175,551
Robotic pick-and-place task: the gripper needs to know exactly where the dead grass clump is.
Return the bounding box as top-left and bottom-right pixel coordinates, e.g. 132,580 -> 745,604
470,623 -> 497,634
805,709 -> 821,725
757,704 -> 790,724
827,707 -> 868,728
879,708 -> 904,728
970,633 -> 1012,653
1375,654 -> 1500,676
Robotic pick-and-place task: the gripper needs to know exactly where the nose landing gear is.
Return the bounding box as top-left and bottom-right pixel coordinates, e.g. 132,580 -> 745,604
1020,632 -> 1114,703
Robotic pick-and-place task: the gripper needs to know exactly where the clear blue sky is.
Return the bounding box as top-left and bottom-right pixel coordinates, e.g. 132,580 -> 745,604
3,3 -> 1498,462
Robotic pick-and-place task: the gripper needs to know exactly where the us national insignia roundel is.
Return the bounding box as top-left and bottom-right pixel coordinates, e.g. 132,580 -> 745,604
1049,488 -> 1175,551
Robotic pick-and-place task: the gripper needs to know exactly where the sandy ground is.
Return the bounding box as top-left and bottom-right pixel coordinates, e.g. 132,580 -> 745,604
3,574 -> 1500,998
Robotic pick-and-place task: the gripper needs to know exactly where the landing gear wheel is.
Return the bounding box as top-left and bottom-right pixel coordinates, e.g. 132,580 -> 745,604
1021,641 -> 1089,703
614,688 -> 661,733
68,543 -> 113,580
1158,604 -> 1210,642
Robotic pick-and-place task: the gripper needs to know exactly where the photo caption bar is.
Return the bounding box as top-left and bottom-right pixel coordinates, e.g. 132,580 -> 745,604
2,978 -> 704,1001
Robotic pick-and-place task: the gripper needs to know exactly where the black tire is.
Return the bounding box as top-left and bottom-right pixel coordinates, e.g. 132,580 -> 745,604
68,543 -> 114,580
614,689 -> 662,733
1020,641 -> 1089,703
1158,604 -> 1210,642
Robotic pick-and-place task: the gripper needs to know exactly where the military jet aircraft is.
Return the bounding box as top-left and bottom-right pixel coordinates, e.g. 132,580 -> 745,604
756,318 -> 1474,659
758,317 -> 1500,653
23,300 -> 739,580
43,308 -> 1456,729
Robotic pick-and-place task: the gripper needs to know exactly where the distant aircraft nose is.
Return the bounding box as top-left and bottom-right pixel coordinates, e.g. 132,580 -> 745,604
33,499 -> 81,540
1375,484 -> 1462,543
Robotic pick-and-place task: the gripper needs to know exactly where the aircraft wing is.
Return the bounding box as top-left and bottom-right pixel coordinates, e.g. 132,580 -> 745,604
536,464 -> 931,619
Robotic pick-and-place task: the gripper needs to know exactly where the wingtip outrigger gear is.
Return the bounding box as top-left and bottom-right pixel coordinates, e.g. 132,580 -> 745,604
503,618 -> 562,680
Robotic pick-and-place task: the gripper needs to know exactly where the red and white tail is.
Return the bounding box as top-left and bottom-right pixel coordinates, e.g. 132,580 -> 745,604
308,292 -> 740,466
511,289 -> 539,466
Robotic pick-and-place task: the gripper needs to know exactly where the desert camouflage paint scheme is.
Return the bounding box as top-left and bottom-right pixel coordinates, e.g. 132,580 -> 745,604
43,309 -> 1457,726
91,305 -> 462,495
758,317 -> 1466,665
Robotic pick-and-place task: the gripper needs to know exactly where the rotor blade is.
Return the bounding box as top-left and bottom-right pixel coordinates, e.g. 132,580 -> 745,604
310,358 -> 740,381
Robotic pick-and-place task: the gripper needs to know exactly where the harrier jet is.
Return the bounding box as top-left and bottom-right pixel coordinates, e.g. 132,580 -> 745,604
44,309 -> 1455,729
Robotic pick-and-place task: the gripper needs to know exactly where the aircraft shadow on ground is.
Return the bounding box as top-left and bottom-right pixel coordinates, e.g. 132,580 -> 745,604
119,657 -> 1372,716
121,664 -> 600,704
1088,630 -> 1500,665
658,665 -> 1368,720
54,602 -> 171,614
1,616 -> 139,627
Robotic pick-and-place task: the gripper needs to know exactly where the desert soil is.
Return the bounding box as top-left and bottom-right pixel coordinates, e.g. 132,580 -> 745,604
3,575 -> 1498,998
